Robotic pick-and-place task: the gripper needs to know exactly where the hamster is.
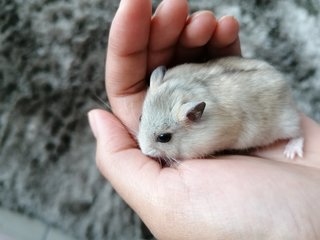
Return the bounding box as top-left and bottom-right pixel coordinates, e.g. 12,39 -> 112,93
137,56 -> 304,164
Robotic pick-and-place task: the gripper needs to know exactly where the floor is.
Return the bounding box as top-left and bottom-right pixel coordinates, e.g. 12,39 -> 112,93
0,208 -> 76,240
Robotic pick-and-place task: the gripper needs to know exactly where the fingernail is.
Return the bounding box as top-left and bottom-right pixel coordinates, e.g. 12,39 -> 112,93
154,1 -> 165,15
88,110 -> 98,139
219,15 -> 235,21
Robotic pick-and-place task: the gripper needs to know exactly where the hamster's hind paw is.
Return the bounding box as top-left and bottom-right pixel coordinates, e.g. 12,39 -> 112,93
283,137 -> 304,159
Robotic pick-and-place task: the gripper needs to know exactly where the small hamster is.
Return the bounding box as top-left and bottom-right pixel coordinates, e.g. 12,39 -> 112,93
137,56 -> 304,163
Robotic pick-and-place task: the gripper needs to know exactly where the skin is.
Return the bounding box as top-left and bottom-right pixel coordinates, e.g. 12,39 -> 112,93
89,0 -> 320,239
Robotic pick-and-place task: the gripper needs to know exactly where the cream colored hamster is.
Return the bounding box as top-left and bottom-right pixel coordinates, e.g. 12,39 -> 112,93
137,56 -> 304,163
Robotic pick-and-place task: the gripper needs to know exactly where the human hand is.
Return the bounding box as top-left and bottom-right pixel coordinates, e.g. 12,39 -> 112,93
89,109 -> 320,239
90,0 -> 320,239
106,0 -> 241,133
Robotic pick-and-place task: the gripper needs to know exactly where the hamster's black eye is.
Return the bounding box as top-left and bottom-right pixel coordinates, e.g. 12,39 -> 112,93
156,133 -> 172,143
139,115 -> 142,121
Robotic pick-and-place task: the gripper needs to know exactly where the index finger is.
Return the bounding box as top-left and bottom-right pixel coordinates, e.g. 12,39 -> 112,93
106,0 -> 152,98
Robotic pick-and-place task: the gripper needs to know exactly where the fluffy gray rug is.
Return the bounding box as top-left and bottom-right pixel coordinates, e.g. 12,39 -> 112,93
1,0 -> 319,239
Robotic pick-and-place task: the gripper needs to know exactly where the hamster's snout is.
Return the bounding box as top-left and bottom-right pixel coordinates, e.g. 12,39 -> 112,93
139,144 -> 167,159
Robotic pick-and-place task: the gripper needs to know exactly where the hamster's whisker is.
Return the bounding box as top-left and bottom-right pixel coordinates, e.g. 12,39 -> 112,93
160,156 -> 175,167
168,157 -> 186,169
172,158 -> 196,172
153,156 -> 163,166
169,157 -> 179,166
93,94 -> 111,111
162,156 -> 171,167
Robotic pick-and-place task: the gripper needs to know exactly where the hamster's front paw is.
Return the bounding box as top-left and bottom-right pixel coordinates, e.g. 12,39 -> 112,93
283,137 -> 304,159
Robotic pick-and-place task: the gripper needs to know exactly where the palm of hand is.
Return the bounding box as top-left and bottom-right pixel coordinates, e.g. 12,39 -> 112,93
94,106 -> 320,239
148,156 -> 319,239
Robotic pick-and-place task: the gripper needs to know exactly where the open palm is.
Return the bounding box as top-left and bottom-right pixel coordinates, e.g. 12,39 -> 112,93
89,0 -> 320,239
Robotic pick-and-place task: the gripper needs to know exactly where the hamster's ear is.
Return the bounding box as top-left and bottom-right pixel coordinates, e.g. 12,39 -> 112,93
150,66 -> 167,90
178,102 -> 206,122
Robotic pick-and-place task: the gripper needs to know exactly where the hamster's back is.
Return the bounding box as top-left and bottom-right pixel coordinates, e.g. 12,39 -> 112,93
163,57 -> 291,111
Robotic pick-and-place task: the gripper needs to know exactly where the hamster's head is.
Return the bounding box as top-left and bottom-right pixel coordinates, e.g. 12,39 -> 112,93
137,66 -> 206,162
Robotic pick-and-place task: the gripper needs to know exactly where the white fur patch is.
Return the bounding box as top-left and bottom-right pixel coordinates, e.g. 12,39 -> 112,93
283,137 -> 304,159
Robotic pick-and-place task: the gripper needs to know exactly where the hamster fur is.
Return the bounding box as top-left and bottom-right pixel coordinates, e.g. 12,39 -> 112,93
137,56 -> 303,163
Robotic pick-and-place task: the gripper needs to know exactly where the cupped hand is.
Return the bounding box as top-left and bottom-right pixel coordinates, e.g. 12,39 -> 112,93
89,109 -> 320,239
90,0 -> 320,239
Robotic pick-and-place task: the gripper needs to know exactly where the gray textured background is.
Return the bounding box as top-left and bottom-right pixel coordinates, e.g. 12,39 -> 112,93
1,0 -> 319,239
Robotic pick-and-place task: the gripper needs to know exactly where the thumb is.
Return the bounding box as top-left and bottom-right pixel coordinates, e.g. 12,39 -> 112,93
87,109 -> 161,212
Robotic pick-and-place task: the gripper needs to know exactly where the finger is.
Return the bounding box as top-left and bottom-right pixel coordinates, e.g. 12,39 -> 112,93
106,0 -> 152,97
254,114 -> 320,169
88,109 -> 162,211
180,11 -> 217,48
147,0 -> 189,71
208,16 -> 242,57
174,11 -> 217,64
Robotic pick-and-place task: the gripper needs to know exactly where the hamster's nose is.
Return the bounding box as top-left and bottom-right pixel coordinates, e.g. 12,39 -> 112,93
145,149 -> 158,158
140,146 -> 159,158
